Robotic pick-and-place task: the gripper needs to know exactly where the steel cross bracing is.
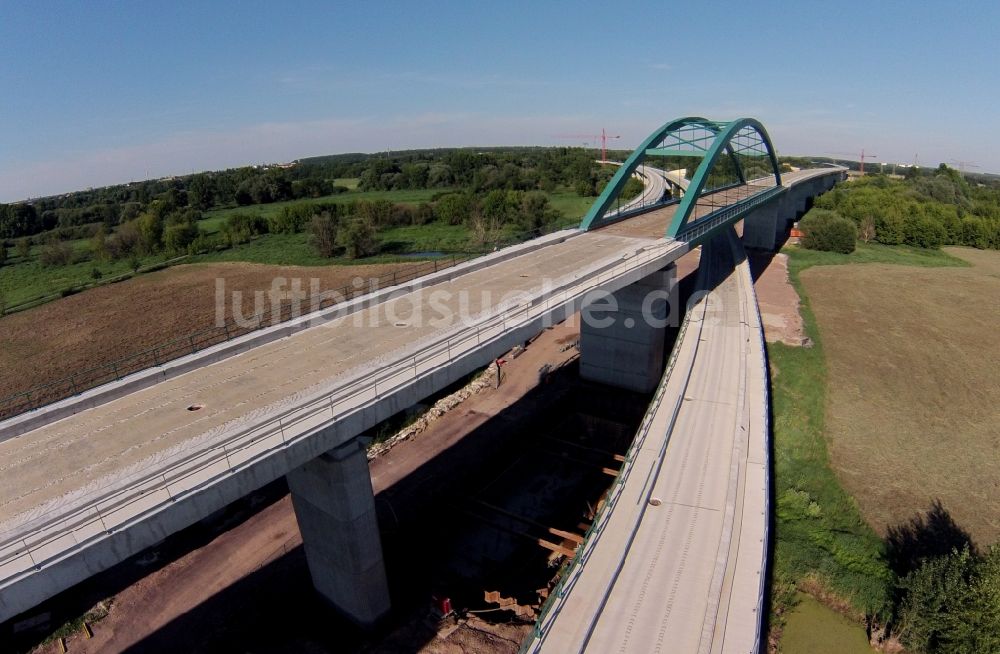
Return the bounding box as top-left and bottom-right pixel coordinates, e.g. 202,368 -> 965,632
579,117 -> 784,245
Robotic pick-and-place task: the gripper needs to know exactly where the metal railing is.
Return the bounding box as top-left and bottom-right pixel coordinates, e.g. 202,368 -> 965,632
678,185 -> 786,244
0,239 -> 680,593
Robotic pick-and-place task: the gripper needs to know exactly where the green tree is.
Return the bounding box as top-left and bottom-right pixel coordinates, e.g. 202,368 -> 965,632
309,212 -> 339,258
337,217 -> 378,259
163,222 -> 200,253
799,208 -> 858,254
15,238 -> 30,259
0,240 -> 7,266
187,174 -> 216,210
91,226 -> 109,262
136,211 -> 165,252
896,546 -> 1000,654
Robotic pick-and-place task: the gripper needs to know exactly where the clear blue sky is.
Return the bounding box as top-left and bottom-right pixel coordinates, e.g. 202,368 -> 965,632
2,0 -> 998,201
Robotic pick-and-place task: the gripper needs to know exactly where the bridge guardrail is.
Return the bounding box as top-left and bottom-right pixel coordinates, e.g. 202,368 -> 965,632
678,185 -> 786,243
0,239 -> 681,593
739,247 -> 771,654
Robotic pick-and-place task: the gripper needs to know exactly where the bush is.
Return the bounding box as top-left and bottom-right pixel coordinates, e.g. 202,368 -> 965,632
163,222 -> 201,253
223,212 -> 269,244
309,212 -> 339,258
896,546 -> 1000,654
337,217 -> 378,259
622,176 -> 646,201
799,208 -> 858,254
905,215 -> 947,249
269,204 -> 314,234
39,238 -> 73,266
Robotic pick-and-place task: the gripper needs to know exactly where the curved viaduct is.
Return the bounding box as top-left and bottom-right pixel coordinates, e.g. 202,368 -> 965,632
0,118 -> 844,648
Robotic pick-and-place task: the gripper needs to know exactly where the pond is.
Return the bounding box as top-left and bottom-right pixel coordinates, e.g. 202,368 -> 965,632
779,593 -> 875,654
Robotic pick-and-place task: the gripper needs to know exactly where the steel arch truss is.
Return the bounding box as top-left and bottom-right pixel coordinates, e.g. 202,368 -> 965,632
579,117 -> 783,243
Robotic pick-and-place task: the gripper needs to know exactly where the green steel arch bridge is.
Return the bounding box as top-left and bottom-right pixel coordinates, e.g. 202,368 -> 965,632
579,116 -> 787,245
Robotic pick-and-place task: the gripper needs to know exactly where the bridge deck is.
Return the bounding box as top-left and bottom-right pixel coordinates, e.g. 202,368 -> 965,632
526,230 -> 768,653
0,230 -> 667,529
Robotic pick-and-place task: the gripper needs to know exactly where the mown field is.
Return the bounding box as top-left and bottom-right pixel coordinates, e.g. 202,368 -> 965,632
801,246 -> 1000,545
769,242 -> 998,650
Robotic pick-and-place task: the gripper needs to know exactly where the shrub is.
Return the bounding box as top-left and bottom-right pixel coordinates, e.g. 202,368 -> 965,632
309,212 -> 339,258
163,222 -> 201,253
799,208 -> 858,254
222,212 -> 268,244
896,546 -> 1000,654
905,215 -> 947,249
269,203 -> 315,234
39,238 -> 73,266
337,217 -> 378,259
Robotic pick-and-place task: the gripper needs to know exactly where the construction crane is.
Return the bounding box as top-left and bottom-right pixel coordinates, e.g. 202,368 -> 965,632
553,128 -> 621,163
830,149 -> 878,175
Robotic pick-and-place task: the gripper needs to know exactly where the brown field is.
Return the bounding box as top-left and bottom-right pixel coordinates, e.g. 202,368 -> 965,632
801,247 -> 1000,545
0,261 -> 426,403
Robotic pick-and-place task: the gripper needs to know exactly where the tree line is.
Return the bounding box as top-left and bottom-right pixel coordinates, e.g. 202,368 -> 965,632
803,164 -> 1000,251
0,146 -> 615,241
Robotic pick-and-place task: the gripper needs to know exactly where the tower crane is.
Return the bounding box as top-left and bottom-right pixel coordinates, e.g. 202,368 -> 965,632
553,128 -> 621,163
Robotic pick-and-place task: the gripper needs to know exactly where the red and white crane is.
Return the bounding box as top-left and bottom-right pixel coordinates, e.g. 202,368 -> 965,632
553,128 -> 621,163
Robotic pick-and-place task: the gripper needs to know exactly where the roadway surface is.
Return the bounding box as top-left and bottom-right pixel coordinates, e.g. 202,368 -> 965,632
525,228 -> 769,653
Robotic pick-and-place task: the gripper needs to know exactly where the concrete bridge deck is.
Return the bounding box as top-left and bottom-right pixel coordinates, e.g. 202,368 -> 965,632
525,228 -> 769,653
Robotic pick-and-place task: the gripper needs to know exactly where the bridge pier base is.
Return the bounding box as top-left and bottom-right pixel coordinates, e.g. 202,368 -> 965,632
579,264 -> 678,393
287,439 -> 390,628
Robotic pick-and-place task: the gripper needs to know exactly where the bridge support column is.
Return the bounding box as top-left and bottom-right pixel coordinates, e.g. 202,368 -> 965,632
287,439 -> 390,628
742,204 -> 782,251
579,264 -> 678,393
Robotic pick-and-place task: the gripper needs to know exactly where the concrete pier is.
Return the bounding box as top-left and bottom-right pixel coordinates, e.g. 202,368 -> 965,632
287,440 -> 390,628
579,264 -> 678,393
743,173 -> 842,250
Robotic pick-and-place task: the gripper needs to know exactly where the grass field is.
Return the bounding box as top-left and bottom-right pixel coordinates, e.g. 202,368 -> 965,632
0,248 -> 170,308
769,242 -> 992,643
800,246 -> 1000,546
198,187 -> 448,234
